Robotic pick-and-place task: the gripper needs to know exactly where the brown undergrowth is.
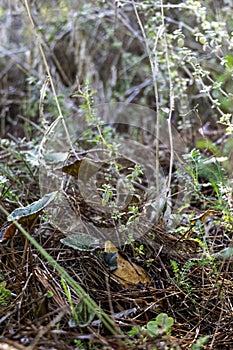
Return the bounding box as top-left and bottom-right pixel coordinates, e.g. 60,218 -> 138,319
1,1 -> 233,349
0,156 -> 233,349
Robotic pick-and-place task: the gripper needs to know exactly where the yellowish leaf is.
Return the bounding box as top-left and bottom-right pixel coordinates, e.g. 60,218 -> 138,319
104,241 -> 150,288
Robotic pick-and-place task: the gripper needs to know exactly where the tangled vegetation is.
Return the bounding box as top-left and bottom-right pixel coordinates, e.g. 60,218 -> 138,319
1,1 -> 233,349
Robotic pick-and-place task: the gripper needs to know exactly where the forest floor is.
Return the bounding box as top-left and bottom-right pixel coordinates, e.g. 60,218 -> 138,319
1,1 -> 233,350
1,106 -> 233,350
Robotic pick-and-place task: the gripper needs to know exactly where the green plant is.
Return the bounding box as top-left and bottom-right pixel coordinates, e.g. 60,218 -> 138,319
128,313 -> 174,344
126,164 -> 144,183
191,336 -> 209,350
170,259 -> 195,294
72,82 -> 97,125
134,244 -> 145,256
183,149 -> 205,187
0,281 -> 11,306
133,0 -> 233,218
61,277 -> 78,324
70,84 -> 151,239
73,340 -> 86,350
62,273 -> 97,328
181,147 -> 230,214
74,338 -> 102,350
128,325 -> 141,337
100,184 -> 115,206
127,205 -> 140,224
145,313 -> 174,337
73,339 -> 93,350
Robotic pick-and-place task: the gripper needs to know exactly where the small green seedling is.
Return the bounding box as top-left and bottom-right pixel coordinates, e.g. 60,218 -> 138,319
0,281 -> 11,306
146,313 -> 174,337
192,335 -> 209,350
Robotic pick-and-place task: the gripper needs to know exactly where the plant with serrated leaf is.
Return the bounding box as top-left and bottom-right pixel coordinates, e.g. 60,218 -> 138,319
170,259 -> 195,295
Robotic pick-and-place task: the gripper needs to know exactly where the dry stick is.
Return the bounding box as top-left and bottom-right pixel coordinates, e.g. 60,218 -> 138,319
160,0 -> 175,198
24,0 -> 76,159
27,307 -> 69,350
0,204 -> 121,336
132,0 -> 163,220
39,76 -> 50,128
209,258 -> 232,349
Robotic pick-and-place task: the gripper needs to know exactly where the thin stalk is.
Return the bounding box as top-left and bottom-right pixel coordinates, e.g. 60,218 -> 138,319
24,0 -> 76,157
160,0 -> 175,195
132,0 -> 162,218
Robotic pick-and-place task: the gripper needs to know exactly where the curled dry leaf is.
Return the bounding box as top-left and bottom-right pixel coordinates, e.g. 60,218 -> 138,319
104,240 -> 150,288
0,192 -> 57,242
61,157 -> 102,181
0,222 -> 17,243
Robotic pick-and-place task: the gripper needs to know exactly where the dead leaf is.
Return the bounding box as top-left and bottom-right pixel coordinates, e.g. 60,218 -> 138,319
104,241 -> 150,288
0,222 -> 17,243
190,209 -> 220,225
61,157 -> 102,181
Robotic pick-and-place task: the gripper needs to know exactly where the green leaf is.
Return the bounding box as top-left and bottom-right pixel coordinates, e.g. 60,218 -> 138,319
156,313 -> 174,329
128,326 -> 141,337
146,321 -> 160,337
60,233 -> 100,251
0,282 -> 11,306
8,192 -> 57,221
225,54 -> 233,69
146,313 -> 174,337
192,336 -> 209,350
